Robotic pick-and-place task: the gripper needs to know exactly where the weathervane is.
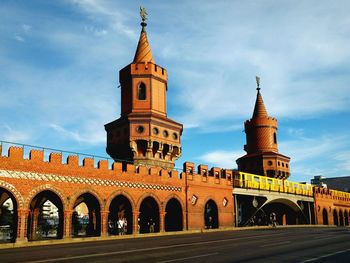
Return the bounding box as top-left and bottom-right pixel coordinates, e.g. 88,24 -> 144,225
256,76 -> 261,91
140,6 -> 148,31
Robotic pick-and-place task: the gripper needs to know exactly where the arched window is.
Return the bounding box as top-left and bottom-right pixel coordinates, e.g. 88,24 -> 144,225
138,82 -> 146,100
273,132 -> 277,144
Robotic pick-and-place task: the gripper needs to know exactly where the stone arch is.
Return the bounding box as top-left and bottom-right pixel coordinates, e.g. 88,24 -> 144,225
345,210 -> 349,226
106,190 -> 136,213
26,188 -> 65,241
260,198 -> 305,225
0,180 -> 24,209
0,181 -> 22,243
163,194 -> 185,212
339,209 -> 344,226
137,194 -> 161,234
322,207 -> 328,225
136,192 -> 162,212
69,189 -> 104,211
203,198 -> 219,229
25,184 -> 66,211
71,191 -> 102,237
333,209 -> 339,226
108,192 -> 134,235
164,194 -> 184,232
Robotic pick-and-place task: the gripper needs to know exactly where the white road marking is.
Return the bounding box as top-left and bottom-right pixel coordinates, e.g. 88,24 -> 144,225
157,253 -> 219,263
301,248 -> 350,262
23,233 -> 284,263
260,241 -> 291,247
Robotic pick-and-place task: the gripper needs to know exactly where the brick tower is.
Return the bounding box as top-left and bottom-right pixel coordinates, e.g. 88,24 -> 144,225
105,10 -> 183,169
236,77 -> 290,179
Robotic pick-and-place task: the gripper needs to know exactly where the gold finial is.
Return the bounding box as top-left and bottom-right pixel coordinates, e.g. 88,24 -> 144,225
140,6 -> 148,22
140,6 -> 148,31
256,76 -> 261,91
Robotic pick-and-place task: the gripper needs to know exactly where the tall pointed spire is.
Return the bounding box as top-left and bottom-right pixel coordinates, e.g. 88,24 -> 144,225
252,76 -> 268,118
133,7 -> 154,63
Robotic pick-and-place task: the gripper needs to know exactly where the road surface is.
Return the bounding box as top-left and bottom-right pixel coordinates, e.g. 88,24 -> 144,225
0,227 -> 349,262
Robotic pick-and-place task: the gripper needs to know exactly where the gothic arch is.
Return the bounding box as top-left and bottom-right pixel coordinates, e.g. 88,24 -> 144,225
69,189 -> 104,211
0,180 -> 24,209
25,184 -> 66,211
136,192 -> 162,212
106,190 -> 136,212
202,196 -> 219,214
164,193 -> 184,212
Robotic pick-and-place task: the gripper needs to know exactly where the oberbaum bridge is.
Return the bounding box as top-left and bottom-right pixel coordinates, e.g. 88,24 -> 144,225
1,10 -> 350,245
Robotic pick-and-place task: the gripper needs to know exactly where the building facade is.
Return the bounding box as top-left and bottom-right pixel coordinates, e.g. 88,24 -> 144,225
0,10 -> 349,246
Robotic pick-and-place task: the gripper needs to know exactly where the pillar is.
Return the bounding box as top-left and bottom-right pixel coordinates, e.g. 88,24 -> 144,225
160,211 -> 165,232
16,209 -> 28,243
101,210 -> 109,237
133,211 -> 140,234
63,210 -> 72,239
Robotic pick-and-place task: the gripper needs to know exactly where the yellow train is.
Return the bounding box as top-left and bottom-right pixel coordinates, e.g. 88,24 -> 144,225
233,171 -> 313,197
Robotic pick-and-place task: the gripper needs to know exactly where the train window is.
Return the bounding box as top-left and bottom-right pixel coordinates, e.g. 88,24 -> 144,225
254,177 -> 260,183
268,179 -> 272,184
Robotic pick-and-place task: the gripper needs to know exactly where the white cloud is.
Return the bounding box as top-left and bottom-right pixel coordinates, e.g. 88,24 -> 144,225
0,124 -> 30,143
199,150 -> 244,169
14,35 -> 24,42
22,24 -> 32,32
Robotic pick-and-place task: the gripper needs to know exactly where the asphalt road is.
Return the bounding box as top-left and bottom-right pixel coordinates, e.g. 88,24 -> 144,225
1,227 -> 350,263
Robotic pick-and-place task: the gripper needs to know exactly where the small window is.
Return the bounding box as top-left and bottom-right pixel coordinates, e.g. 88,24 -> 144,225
138,82 -> 146,100
267,161 -> 273,166
152,127 -> 159,135
273,132 -> 277,144
163,130 -> 169,137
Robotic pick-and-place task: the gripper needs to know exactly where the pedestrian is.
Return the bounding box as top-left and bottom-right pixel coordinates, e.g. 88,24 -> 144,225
108,219 -> 113,235
118,218 -> 124,235
149,219 -> 155,233
123,218 -> 127,234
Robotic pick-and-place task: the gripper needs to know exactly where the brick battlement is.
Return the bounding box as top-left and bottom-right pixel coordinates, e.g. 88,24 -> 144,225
182,162 -> 233,187
131,62 -> 167,79
0,146 -> 231,187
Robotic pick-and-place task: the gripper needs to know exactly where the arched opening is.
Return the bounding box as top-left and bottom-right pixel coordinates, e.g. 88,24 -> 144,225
344,210 -> 349,226
137,82 -> 146,100
136,140 -> 147,157
108,195 -> 133,235
273,133 -> 277,144
204,200 -> 218,229
139,196 -> 159,234
27,190 -> 63,241
165,198 -> 183,232
152,141 -> 160,158
0,188 -> 18,243
322,208 -> 328,225
162,144 -> 169,159
262,200 -> 306,225
333,209 -> 339,226
339,210 -> 344,226
71,193 -> 101,237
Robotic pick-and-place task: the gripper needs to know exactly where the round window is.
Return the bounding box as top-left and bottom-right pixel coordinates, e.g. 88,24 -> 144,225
136,126 -> 144,134
267,161 -> 273,166
152,127 -> 159,135
173,133 -> 178,140
163,130 -> 169,137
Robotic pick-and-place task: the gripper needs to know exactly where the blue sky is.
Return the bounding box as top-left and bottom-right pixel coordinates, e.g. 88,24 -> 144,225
1,0 -> 349,182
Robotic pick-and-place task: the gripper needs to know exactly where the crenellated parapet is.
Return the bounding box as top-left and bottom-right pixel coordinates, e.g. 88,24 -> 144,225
313,186 -> 350,225
183,162 -> 233,187
0,146 -> 185,186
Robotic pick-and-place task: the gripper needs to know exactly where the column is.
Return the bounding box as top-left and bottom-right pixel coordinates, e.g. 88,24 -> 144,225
16,209 -> 28,243
63,210 -> 72,239
133,211 -> 140,234
160,211 -> 166,232
101,210 -> 109,237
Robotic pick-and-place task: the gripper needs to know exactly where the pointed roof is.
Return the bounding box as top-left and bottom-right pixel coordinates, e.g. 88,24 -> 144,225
133,25 -> 155,64
252,89 -> 268,118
